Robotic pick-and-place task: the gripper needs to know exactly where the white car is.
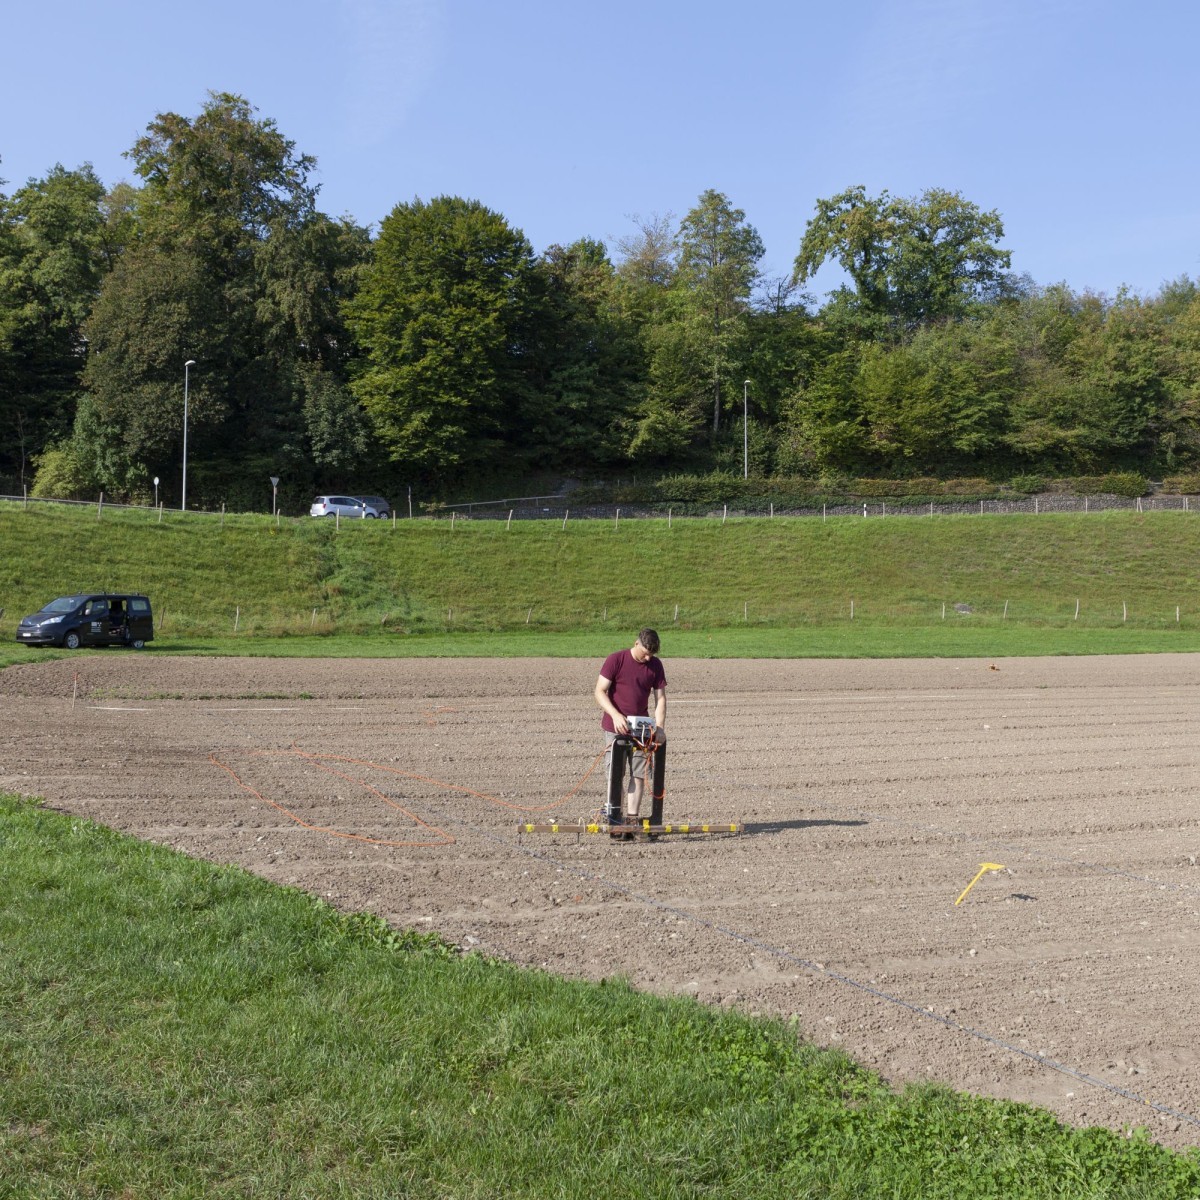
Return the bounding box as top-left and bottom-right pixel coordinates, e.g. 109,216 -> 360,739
310,495 -> 381,519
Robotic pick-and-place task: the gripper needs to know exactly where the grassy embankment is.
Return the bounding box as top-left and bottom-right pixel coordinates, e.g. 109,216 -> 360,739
2,499 -> 1200,665
4,793 -> 1199,1199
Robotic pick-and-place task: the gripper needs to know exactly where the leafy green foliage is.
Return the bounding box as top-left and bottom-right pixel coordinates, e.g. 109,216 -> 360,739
300,363 -> 370,470
6,97 -> 1200,496
624,192 -> 767,461
1056,473 -> 1149,497
128,91 -> 317,246
1162,472 -> 1200,493
522,238 -> 643,466
348,195 -> 538,475
28,440 -> 91,499
794,185 -> 1012,331
673,190 -> 764,433
79,243 -> 219,493
73,93 -> 369,505
0,164 -> 115,486
1003,287 -> 1169,469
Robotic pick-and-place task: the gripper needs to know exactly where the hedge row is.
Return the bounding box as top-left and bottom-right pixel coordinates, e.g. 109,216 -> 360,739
1162,473 -> 1200,494
575,472 -> 1157,506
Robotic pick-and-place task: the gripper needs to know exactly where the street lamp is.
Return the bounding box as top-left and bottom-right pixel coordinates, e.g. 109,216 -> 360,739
182,360 -> 196,511
153,476 -> 159,508
270,475 -> 280,516
743,380 -> 751,479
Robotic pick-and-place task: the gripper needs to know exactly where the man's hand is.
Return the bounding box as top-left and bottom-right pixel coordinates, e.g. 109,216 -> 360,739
612,714 -> 630,735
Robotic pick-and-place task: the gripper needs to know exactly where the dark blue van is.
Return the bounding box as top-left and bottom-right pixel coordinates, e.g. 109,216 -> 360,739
15,593 -> 154,649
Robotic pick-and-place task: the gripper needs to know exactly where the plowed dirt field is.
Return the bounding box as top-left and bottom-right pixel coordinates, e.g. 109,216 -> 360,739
3,653 -> 1199,1147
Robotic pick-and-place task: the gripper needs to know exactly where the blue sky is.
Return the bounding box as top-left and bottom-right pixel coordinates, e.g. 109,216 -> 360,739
3,0 -> 1198,299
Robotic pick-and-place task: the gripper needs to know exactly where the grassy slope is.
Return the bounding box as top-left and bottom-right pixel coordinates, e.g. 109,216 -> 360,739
3,501 -> 1200,657
4,794 -> 1198,1200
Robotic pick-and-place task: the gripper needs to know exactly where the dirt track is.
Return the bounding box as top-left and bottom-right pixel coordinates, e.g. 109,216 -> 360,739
3,652 -> 1200,1147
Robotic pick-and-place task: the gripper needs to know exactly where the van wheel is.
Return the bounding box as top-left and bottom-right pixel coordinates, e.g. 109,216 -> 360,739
64,630 -> 81,650
131,639 -> 145,650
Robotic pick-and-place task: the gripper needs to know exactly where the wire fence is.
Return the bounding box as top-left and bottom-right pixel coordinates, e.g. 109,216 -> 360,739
435,493 -> 1197,522
18,599 -> 1195,639
2,491 -> 1197,524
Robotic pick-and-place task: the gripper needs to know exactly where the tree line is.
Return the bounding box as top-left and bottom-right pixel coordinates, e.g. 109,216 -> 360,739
3,92 -> 1199,510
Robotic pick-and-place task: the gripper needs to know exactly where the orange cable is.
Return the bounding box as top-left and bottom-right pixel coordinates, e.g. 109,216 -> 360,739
282,747 -> 608,814
209,740 -> 613,848
209,751 -> 454,848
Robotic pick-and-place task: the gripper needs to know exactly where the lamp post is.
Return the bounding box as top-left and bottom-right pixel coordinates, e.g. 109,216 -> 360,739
270,475 -> 279,516
743,380 -> 751,479
182,360 -> 196,511
153,476 -> 159,508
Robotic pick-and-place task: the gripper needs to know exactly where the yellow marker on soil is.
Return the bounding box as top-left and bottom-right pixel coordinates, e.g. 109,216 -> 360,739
955,862 -> 1005,906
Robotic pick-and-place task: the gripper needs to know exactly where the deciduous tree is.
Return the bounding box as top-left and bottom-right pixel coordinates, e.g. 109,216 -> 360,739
674,190 -> 763,432
347,196 -> 537,475
75,93 -> 367,501
794,186 -> 1012,332
524,238 -> 643,466
0,164 -> 115,486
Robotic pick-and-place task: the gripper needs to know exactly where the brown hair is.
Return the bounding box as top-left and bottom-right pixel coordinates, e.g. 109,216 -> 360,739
637,628 -> 660,654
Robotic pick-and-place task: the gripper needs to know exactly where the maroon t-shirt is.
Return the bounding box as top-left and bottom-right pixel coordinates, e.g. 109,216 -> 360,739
598,649 -> 666,732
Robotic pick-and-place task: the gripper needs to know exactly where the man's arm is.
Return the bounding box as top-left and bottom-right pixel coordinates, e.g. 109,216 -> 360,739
595,674 -> 629,734
652,686 -> 666,731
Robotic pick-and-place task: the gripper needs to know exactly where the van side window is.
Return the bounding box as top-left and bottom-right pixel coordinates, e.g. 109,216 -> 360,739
130,598 -> 149,613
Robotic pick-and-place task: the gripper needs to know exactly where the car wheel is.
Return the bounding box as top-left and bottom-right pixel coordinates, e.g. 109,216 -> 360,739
131,639 -> 145,650
64,630 -> 82,650
325,512 -> 336,517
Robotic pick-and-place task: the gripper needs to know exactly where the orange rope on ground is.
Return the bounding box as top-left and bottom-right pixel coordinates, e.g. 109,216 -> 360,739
285,746 -> 608,814
210,751 -> 455,847
209,740 -> 612,848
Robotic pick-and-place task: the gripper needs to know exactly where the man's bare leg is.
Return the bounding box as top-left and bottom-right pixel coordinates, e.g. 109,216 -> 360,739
626,777 -> 643,821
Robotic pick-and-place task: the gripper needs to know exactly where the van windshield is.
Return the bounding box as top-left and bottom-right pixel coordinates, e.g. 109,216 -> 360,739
42,596 -> 83,614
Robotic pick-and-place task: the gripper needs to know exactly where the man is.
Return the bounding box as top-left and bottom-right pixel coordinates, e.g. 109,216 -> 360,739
594,628 -> 667,834
108,598 -> 128,643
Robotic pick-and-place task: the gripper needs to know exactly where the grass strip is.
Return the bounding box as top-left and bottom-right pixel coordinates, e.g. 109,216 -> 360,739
5,624 -> 1200,673
2,793 -> 1198,1199
3,502 -> 1200,647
